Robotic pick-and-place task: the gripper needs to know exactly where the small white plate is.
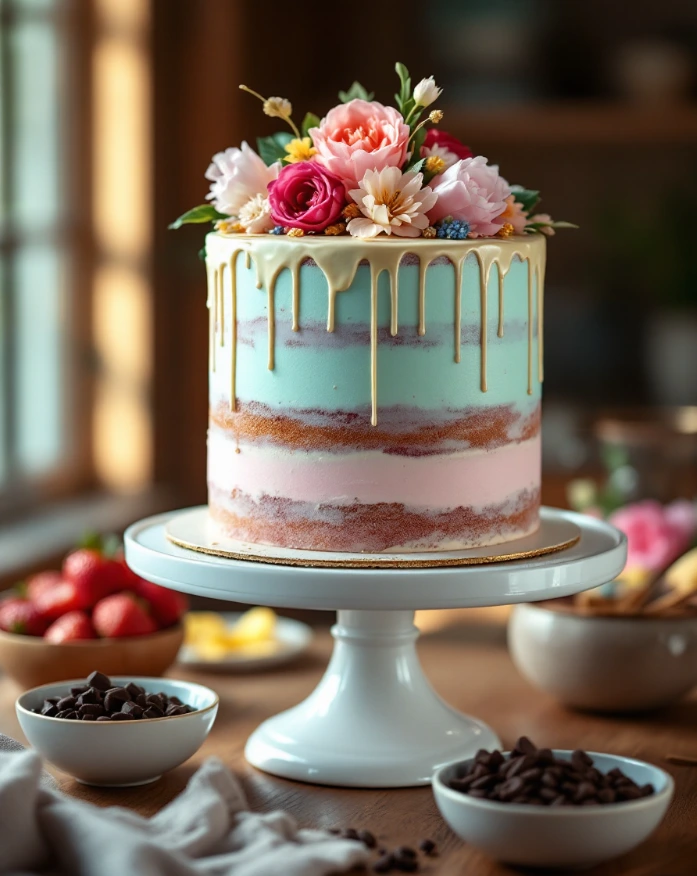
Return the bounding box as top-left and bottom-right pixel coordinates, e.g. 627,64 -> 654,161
177,613 -> 313,671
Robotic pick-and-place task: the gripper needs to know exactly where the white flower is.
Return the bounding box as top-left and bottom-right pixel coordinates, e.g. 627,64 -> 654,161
347,166 -> 438,239
238,194 -> 274,233
421,143 -> 459,171
413,76 -> 442,108
263,97 -> 292,119
205,141 -> 280,216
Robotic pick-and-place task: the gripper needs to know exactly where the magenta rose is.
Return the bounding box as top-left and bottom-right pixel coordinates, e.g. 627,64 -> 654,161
268,162 -> 345,232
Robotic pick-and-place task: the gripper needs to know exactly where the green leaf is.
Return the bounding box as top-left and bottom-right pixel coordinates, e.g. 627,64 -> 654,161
526,220 -> 579,233
169,204 -> 226,230
338,81 -> 374,103
406,157 -> 425,174
510,186 -> 540,214
395,61 -> 411,106
101,533 -> 122,559
301,112 -> 320,138
78,530 -> 104,551
549,220 -> 579,229
257,131 -> 294,166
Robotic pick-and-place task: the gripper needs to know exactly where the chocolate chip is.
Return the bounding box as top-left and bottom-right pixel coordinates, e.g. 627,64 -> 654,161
393,856 -> 418,872
146,693 -> 164,710
394,846 -> 416,859
96,716 -> 112,722
56,696 -> 76,712
55,710 -> 77,720
165,704 -> 187,716
143,706 -> 164,719
125,682 -> 144,698
418,838 -> 436,856
136,694 -> 147,708
514,736 -> 537,755
110,712 -> 131,721
571,749 -> 594,771
80,713 -> 97,721
45,696 -> 61,705
70,684 -> 89,697
121,701 -> 143,719
373,855 -> 394,873
41,702 -> 58,717
168,695 -> 182,706
342,828 -> 359,841
87,671 -> 112,691
104,689 -> 130,713
79,703 -> 105,717
77,689 -> 99,706
358,829 -> 376,848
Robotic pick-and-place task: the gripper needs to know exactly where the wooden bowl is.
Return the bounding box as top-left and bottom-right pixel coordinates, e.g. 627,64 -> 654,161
0,624 -> 184,689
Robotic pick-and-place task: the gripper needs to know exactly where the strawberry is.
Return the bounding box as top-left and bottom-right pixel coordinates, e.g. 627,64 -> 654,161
62,548 -> 129,607
44,611 -> 97,643
26,570 -> 63,604
134,579 -> 188,628
0,597 -> 49,636
93,592 -> 157,638
34,579 -> 88,620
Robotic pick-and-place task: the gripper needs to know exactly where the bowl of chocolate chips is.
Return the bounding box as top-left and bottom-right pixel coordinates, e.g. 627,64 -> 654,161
432,737 -> 673,870
16,670 -> 218,786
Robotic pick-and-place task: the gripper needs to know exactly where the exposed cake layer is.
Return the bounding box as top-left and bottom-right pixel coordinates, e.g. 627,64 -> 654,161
205,233 -> 545,552
209,486 -> 540,553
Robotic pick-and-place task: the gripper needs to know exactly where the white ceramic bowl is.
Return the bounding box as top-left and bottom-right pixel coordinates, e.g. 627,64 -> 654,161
433,751 -> 673,870
16,677 -> 218,786
508,602 -> 697,712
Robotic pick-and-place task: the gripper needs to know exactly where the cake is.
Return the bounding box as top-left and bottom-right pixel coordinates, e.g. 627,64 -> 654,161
172,63 -> 573,554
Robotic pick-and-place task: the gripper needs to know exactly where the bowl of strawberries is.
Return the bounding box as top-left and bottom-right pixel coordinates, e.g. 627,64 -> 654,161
0,536 -> 187,689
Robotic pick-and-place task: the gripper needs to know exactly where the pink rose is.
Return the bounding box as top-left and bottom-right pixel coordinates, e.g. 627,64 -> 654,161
268,162 -> 345,232
205,141 -> 280,216
610,499 -> 697,573
427,156 -> 511,237
309,99 -> 410,190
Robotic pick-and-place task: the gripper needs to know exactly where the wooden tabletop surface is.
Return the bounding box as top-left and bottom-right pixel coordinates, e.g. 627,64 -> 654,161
1,619 -> 696,875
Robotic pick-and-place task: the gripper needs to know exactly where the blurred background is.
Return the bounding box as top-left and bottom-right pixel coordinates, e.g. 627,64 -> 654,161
1,0 -> 696,583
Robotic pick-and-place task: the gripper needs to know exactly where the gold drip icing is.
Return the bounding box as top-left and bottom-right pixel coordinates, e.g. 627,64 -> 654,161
218,263 -> 225,347
454,258 -> 463,364
291,261 -> 300,332
537,261 -> 545,383
206,234 -> 546,424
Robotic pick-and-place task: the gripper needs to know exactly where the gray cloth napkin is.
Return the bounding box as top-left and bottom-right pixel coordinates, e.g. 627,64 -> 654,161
0,734 -> 57,789
0,750 -> 370,876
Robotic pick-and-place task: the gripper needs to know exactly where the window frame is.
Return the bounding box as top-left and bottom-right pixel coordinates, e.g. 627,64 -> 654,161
0,0 -> 95,521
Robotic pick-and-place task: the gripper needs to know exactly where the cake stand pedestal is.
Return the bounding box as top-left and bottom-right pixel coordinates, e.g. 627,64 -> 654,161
124,508 -> 626,788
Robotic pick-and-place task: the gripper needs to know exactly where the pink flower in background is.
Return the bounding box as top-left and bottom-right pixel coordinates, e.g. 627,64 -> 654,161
427,156 -> 510,236
268,162 -> 345,232
500,194 -> 528,234
610,499 -> 697,572
309,100 -> 410,190
205,142 -> 280,216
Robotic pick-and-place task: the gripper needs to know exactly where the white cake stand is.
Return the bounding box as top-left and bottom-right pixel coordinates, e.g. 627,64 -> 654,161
124,507 -> 626,788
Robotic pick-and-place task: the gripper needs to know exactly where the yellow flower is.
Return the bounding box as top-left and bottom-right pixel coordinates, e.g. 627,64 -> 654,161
284,137 -> 317,164
324,222 -> 346,236
286,227 -> 305,237
263,96 -> 293,119
422,226 -> 437,238
429,109 -> 444,124
215,219 -> 244,234
497,223 -> 515,239
424,155 -> 445,175
341,203 -> 362,220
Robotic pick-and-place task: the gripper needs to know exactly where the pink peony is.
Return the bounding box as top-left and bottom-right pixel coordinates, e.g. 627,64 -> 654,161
205,142 -> 280,216
610,499 -> 697,573
309,99 -> 410,190
427,156 -> 511,237
268,162 -> 345,232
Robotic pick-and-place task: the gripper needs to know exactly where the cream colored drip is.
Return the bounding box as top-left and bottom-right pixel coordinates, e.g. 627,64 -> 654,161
370,266 -> 380,426
418,257 -> 429,336
454,258 -> 463,363
206,233 -> 546,421
218,263 -> 225,347
527,259 -> 534,395
229,250 -> 241,412
537,260 -> 545,383
291,261 -> 300,332
327,287 -> 337,333
208,266 -> 218,372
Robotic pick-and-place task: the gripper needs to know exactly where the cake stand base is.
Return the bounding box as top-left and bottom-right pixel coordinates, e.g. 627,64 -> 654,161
245,609 -> 499,787
124,508 -> 626,788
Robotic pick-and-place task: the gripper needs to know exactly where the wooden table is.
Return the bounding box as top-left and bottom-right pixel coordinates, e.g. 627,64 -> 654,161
1,621 -> 696,875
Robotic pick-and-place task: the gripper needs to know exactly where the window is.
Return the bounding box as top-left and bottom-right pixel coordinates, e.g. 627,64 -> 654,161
0,0 -> 88,515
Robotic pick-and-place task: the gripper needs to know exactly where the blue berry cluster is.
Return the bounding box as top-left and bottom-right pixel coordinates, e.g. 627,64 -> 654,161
269,225 -> 285,235
436,218 -> 470,240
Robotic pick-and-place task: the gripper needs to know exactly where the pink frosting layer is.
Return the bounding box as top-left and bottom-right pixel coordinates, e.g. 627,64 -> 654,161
207,430 -> 540,510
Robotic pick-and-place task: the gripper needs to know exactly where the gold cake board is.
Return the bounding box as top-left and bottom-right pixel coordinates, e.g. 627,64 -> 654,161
165,507 -> 580,569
